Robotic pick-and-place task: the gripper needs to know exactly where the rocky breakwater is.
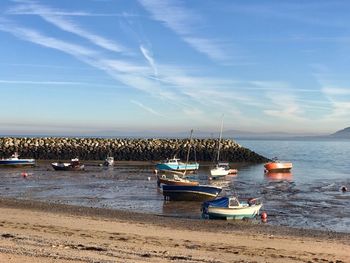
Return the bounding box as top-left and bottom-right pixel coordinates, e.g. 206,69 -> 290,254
0,137 -> 268,162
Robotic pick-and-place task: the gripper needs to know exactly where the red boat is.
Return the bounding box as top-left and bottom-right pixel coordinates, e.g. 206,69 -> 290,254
264,160 -> 292,172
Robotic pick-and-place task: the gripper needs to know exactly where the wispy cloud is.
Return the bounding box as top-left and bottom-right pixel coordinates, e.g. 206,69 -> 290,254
0,80 -> 85,85
321,86 -> 350,118
140,45 -> 158,76
227,2 -> 350,28
139,0 -> 229,62
7,1 -> 129,53
0,20 -> 95,57
7,4 -> 134,17
130,100 -> 164,116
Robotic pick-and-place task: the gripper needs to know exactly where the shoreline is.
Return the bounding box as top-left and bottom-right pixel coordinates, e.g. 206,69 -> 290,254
0,197 -> 349,262
1,197 -> 349,241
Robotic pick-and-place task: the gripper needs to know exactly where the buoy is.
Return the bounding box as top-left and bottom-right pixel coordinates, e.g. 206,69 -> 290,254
153,169 -> 158,175
21,172 -> 28,178
341,186 -> 347,192
261,212 -> 267,221
147,177 -> 151,181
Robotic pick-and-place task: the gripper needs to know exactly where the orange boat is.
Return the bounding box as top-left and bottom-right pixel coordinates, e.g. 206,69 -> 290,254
264,160 -> 292,172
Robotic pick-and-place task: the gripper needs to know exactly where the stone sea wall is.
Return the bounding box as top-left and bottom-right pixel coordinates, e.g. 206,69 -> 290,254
0,137 -> 269,162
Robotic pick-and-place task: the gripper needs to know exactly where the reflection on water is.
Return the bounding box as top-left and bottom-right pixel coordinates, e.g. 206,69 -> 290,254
265,171 -> 293,181
0,139 -> 350,233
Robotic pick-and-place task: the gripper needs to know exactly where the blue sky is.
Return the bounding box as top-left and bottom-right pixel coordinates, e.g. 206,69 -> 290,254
0,0 -> 349,136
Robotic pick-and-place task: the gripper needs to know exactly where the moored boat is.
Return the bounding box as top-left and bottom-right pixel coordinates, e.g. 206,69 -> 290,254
157,173 -> 199,187
162,184 -> 222,201
0,153 -> 35,167
209,118 -> 238,179
156,157 -> 199,172
264,160 -> 292,172
103,156 -> 114,167
51,158 -> 85,171
210,162 -> 237,179
156,130 -> 199,172
201,196 -> 262,220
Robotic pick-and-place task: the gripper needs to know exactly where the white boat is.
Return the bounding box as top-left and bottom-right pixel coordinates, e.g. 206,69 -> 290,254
210,118 -> 237,179
201,196 -> 262,220
0,152 -> 35,166
103,156 -> 114,166
210,162 -> 232,177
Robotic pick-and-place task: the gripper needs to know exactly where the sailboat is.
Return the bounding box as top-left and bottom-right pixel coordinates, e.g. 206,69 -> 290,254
155,130 -> 199,172
156,130 -> 199,187
210,118 -> 236,179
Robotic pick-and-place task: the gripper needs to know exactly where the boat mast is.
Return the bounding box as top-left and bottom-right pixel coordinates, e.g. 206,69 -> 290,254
184,129 -> 194,176
216,117 -> 224,163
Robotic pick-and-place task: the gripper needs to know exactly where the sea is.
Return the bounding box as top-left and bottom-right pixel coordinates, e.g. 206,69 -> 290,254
0,139 -> 349,233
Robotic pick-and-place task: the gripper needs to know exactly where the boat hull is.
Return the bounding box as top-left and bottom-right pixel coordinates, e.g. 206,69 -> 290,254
51,163 -> 85,171
156,163 -> 199,171
204,204 -> 262,220
0,160 -> 35,167
157,176 -> 199,186
210,168 -> 230,179
162,185 -> 222,201
264,162 -> 292,172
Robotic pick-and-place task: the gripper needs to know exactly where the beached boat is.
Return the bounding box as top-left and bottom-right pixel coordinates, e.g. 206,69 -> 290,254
201,196 -> 262,220
156,130 -> 199,172
103,156 -> 114,167
210,162 -> 237,179
210,118 -> 237,179
0,152 -> 35,167
51,158 -> 85,171
162,184 -> 222,201
157,173 -> 199,187
264,159 -> 292,172
156,157 -> 199,172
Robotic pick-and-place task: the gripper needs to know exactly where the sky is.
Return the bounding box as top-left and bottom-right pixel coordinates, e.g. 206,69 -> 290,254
0,0 -> 350,136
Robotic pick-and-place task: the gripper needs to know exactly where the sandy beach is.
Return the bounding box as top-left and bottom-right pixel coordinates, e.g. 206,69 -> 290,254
0,198 -> 349,263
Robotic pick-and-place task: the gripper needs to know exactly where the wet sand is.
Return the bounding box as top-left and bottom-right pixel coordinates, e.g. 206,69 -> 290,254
0,198 -> 349,263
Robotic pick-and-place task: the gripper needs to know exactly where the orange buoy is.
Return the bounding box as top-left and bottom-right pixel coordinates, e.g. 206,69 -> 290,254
261,212 -> 267,220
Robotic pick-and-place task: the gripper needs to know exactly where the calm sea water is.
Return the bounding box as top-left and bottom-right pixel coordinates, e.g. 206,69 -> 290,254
0,139 -> 349,233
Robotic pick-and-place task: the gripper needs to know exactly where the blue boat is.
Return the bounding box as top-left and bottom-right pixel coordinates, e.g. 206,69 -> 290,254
162,184 -> 222,201
156,157 -> 199,172
0,153 -> 35,167
201,196 -> 262,220
156,130 -> 199,172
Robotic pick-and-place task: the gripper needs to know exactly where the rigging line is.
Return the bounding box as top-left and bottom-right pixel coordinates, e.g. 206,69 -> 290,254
216,116 -> 224,163
184,129 -> 193,176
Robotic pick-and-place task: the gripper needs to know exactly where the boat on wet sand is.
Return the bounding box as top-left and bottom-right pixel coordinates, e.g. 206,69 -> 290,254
103,156 -> 114,167
157,173 -> 199,187
156,130 -> 199,172
210,118 -> 238,179
264,159 -> 292,172
156,157 -> 199,172
51,158 -> 85,171
0,153 -> 35,167
210,162 -> 237,179
162,185 -> 222,201
201,196 -> 262,220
